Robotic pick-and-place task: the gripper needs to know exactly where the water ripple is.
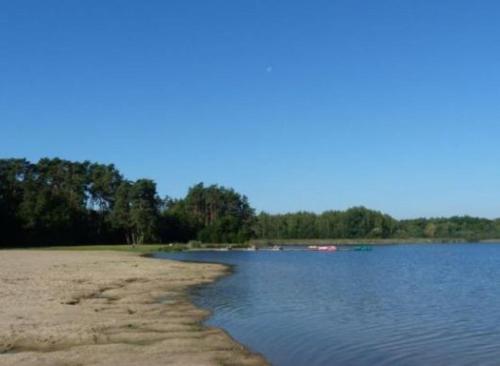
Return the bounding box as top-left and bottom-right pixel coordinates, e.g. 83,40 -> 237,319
158,245 -> 500,366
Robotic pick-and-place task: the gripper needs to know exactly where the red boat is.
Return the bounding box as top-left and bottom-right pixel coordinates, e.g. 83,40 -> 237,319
309,245 -> 337,251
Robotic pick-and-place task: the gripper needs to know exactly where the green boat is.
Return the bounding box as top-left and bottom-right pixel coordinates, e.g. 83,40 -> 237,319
353,245 -> 373,251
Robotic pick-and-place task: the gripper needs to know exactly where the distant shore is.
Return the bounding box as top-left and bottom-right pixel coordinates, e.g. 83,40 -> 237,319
0,250 -> 267,366
249,238 -> 500,246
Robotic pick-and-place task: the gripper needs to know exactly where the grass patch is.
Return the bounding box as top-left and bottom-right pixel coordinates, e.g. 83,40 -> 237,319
35,244 -> 177,254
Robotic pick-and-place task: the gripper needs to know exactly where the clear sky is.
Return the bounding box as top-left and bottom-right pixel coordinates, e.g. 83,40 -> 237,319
1,0 -> 500,219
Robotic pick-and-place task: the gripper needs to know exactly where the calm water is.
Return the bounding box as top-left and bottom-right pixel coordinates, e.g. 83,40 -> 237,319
155,244 -> 500,366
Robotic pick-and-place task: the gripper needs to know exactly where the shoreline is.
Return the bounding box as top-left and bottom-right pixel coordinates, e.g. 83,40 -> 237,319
249,238 -> 500,246
167,241 -> 500,254
0,250 -> 268,366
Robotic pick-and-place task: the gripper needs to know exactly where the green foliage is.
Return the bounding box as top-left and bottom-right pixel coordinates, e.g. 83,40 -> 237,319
0,159 -> 256,246
129,179 -> 161,244
2,157 -> 500,248
256,207 -> 398,240
110,182 -> 133,241
165,183 -> 255,243
0,158 -> 163,246
397,216 -> 500,241
255,209 -> 500,241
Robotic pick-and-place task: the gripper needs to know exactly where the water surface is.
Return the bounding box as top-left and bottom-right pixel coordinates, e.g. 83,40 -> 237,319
156,244 -> 500,366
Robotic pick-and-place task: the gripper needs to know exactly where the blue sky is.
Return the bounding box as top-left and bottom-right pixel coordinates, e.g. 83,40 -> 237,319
1,0 -> 500,218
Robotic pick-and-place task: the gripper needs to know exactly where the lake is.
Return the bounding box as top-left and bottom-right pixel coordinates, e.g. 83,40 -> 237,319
155,244 -> 500,366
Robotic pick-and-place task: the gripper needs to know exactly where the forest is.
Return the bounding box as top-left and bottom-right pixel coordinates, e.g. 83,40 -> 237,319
1,158 -> 500,247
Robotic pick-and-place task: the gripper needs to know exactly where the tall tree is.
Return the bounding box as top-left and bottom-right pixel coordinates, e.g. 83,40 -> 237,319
167,183 -> 255,243
110,181 -> 133,244
129,179 -> 160,244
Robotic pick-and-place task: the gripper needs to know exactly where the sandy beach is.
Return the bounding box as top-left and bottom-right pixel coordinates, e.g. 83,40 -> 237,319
0,250 -> 267,366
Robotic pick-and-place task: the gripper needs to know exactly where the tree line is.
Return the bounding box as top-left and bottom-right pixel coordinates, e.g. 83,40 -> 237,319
0,158 -> 254,247
256,209 -> 500,242
1,158 -> 500,247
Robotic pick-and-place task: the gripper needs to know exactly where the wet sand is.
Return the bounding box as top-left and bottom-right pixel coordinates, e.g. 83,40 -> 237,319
0,250 -> 267,366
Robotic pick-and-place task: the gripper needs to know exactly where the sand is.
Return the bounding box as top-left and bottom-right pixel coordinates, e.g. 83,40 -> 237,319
0,250 -> 268,366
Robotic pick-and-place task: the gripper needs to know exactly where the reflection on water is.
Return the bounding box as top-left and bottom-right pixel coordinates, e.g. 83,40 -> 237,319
156,244 -> 500,366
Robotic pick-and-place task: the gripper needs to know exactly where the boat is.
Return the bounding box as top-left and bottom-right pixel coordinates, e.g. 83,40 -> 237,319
353,245 -> 372,251
308,245 -> 337,251
317,245 -> 337,252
